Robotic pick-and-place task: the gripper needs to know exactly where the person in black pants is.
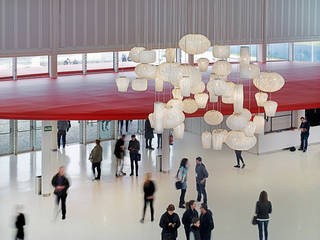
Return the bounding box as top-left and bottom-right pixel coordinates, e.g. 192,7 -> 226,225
255,191 -> 272,240
15,205 -> 26,240
159,204 -> 181,240
51,167 -> 70,220
57,120 -> 71,149
299,117 -> 310,152
199,203 -> 214,240
140,173 -> 156,223
176,158 -> 189,208
195,157 -> 209,204
145,119 -> 154,150
128,135 -> 140,176
89,139 -> 103,180
182,200 -> 198,240
234,150 -> 245,168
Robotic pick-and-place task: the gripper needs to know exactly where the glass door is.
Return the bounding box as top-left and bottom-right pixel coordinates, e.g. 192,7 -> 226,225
17,120 -> 32,153
33,121 -> 42,150
99,120 -> 114,140
0,120 -> 12,155
67,121 -> 80,144
86,120 -> 98,143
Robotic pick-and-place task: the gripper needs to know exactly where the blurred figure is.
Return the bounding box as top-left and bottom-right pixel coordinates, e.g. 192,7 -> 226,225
159,204 -> 181,240
182,200 -> 198,240
128,135 -> 140,176
157,133 -> 162,149
189,217 -> 201,240
118,120 -> 124,134
57,120 -> 71,149
256,191 -> 272,240
234,150 -> 245,168
176,158 -> 189,208
145,119 -> 154,150
89,139 -> 103,180
114,135 -> 126,177
195,157 -> 209,204
51,167 -> 70,220
14,205 -> 26,240
199,203 -> 214,240
140,173 -> 156,223
299,117 -> 310,152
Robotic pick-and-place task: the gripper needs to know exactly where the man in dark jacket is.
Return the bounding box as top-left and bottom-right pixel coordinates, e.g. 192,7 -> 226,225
128,135 -> 140,176
57,120 -> 71,149
159,204 -> 181,240
114,135 -> 126,177
145,119 -> 154,150
199,203 -> 214,240
195,157 -> 209,204
182,200 -> 199,240
299,117 -> 310,152
51,167 -> 70,220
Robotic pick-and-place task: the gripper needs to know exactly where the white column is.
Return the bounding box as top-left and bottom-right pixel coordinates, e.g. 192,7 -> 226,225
257,44 -> 266,63
49,54 -> 58,79
41,121 -> 58,196
162,129 -> 170,172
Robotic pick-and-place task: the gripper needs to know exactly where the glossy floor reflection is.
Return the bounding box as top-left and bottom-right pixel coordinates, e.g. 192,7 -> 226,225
1,132 -> 320,240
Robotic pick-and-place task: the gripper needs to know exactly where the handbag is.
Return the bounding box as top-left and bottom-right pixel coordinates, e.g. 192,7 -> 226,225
175,181 -> 182,190
252,216 -> 258,225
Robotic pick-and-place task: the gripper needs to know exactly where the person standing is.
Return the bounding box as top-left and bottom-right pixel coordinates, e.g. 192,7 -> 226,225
57,120 -> 71,149
89,139 -> 103,180
176,158 -> 189,208
128,135 -> 140,176
189,218 -> 201,240
157,133 -> 163,149
159,204 -> 181,240
140,173 -> 156,223
15,205 -> 26,240
195,157 -> 209,204
182,200 -> 198,240
114,135 -> 126,177
234,150 -> 245,168
299,117 -> 310,152
51,167 -> 70,220
145,119 -> 154,150
199,203 -> 214,240
255,191 -> 272,240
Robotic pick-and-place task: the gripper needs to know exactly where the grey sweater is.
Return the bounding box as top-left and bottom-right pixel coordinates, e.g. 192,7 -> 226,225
195,163 -> 209,183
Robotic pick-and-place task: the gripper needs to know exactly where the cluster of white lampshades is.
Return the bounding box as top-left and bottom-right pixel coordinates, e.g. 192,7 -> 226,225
115,33 -> 285,151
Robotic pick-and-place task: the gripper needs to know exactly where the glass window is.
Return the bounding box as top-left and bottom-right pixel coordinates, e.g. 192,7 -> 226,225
67,120 -> 80,144
194,47 -> 214,63
17,120 -> 31,152
99,120 -> 114,139
294,42 -> 312,62
34,121 -> 42,150
17,56 -> 48,76
118,51 -> 138,68
87,52 -> 113,70
0,58 -> 13,78
314,42 -> 320,62
155,49 -> 167,65
267,43 -> 289,61
0,120 -> 11,155
86,120 -> 98,142
181,50 -> 188,64
230,45 -> 257,62
58,54 -> 83,72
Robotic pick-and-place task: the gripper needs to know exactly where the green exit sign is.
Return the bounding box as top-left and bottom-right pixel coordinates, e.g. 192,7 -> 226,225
44,126 -> 52,132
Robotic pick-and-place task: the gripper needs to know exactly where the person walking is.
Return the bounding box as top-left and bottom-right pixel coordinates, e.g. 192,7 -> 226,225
145,119 -> 154,150
157,133 -> 163,149
51,167 -> 70,220
128,135 -> 140,176
14,205 -> 26,240
159,204 -> 181,240
140,173 -> 156,223
199,203 -> 214,240
57,120 -> 71,149
176,158 -> 189,208
255,191 -> 272,240
195,157 -> 209,204
299,117 -> 310,152
234,150 -> 245,168
89,139 -> 103,180
114,135 -> 126,177
189,217 -> 201,240
182,200 -> 199,240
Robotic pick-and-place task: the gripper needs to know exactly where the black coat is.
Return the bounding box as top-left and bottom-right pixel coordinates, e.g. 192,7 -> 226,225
114,138 -> 125,159
182,209 -> 199,230
51,174 -> 70,197
190,225 -> 201,240
256,201 -> 272,219
15,213 -> 25,239
159,212 -> 181,240
143,180 -> 156,200
145,120 -> 154,139
200,210 -> 214,240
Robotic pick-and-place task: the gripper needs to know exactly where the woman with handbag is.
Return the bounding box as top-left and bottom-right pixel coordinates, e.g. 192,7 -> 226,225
176,158 -> 189,209
255,191 -> 272,240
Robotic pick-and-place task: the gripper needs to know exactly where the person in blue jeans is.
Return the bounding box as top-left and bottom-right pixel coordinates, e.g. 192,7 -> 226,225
299,117 -> 310,152
255,191 -> 272,240
195,157 -> 208,204
177,158 -> 189,208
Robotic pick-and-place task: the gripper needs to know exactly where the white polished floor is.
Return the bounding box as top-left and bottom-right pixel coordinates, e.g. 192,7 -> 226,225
1,132 -> 320,240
